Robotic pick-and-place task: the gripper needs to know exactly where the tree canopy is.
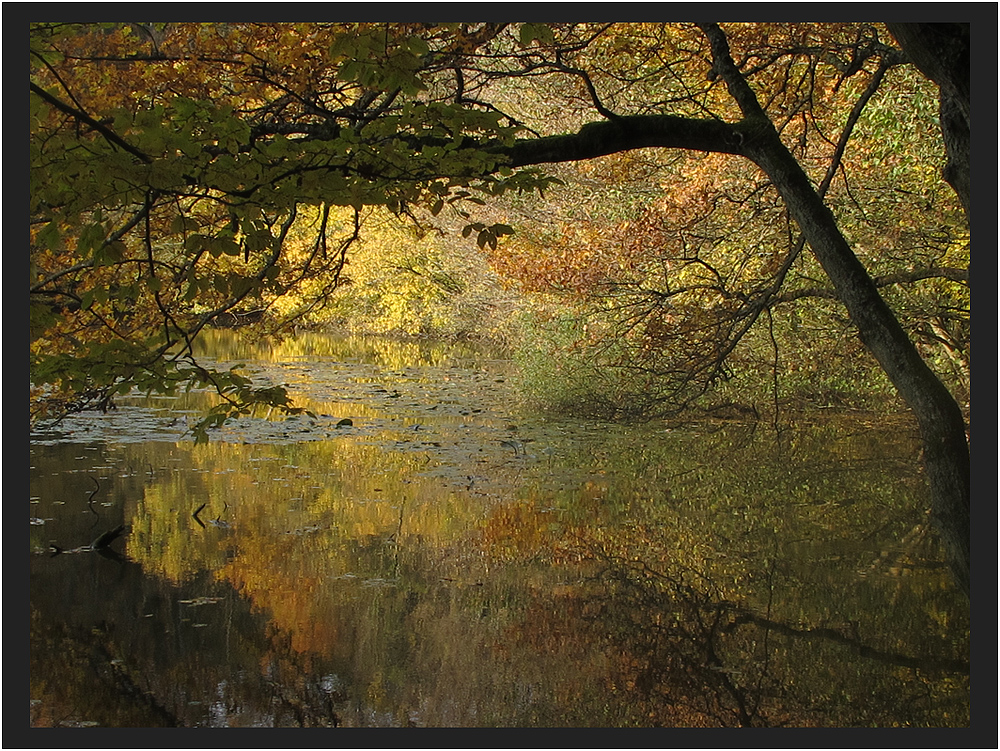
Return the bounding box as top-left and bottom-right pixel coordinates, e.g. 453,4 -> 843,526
28,20 -> 972,594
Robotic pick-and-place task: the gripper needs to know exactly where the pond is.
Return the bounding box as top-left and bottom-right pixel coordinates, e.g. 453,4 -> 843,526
29,331 -> 970,728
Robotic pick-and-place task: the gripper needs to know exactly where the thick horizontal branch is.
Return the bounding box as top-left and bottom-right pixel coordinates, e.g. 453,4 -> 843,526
489,115 -> 745,168
276,112 -> 746,169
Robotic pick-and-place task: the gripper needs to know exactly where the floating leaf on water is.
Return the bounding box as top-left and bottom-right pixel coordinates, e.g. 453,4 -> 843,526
178,596 -> 224,607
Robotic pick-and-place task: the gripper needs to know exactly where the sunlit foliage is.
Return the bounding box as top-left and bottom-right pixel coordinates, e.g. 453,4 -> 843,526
30,21 -> 969,427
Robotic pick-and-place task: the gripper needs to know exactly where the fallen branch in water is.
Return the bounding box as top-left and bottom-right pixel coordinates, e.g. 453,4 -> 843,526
49,525 -> 129,557
91,524 -> 127,550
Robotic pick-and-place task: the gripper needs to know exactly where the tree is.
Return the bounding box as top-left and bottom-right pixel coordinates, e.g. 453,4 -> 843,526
28,21 -> 972,595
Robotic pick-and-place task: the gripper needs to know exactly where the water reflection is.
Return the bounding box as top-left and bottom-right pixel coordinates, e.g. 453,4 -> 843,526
29,333 -> 969,727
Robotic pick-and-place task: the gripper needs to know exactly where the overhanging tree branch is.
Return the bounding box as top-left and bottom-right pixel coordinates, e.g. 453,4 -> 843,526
491,114 -> 744,167
29,82 -> 153,164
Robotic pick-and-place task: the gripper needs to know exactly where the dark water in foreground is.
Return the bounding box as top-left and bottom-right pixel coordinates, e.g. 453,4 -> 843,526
29,333 -> 969,728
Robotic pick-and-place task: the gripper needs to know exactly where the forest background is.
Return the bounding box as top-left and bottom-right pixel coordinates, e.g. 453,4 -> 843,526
27,14 -> 982,595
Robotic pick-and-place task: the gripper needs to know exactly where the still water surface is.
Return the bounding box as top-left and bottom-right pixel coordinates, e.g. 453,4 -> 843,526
29,332 -> 969,727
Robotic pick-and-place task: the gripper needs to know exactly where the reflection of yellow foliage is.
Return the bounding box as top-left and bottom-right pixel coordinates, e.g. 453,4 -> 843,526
122,437 -> 493,655
104,394 -> 967,726
479,501 -> 559,562
221,544 -> 340,655
127,473 -> 231,584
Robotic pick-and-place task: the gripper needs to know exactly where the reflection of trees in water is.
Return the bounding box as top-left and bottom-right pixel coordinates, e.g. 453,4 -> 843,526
585,552 -> 970,727
30,400 -> 969,728
30,607 -> 179,728
29,587 -> 349,728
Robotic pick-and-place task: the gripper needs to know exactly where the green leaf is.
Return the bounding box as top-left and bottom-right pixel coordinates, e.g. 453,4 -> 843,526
105,240 -> 127,262
519,23 -> 555,47
76,222 -> 107,256
406,36 -> 430,57
207,237 -> 242,257
185,233 -> 206,253
37,221 -> 61,251
170,215 -> 201,234
244,231 -> 274,252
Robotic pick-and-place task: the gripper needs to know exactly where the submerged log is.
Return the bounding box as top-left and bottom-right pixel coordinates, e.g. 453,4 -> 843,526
91,525 -> 127,550
46,525 -> 129,558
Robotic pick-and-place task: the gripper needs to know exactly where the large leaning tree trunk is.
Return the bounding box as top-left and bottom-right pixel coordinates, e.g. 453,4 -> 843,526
492,25 -> 972,598
700,24 -> 970,598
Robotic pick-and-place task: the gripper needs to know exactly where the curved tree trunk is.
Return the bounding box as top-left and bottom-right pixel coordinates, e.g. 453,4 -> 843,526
743,132 -> 970,597
703,23 -> 971,598
498,113 -> 972,597
490,23 -> 973,597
